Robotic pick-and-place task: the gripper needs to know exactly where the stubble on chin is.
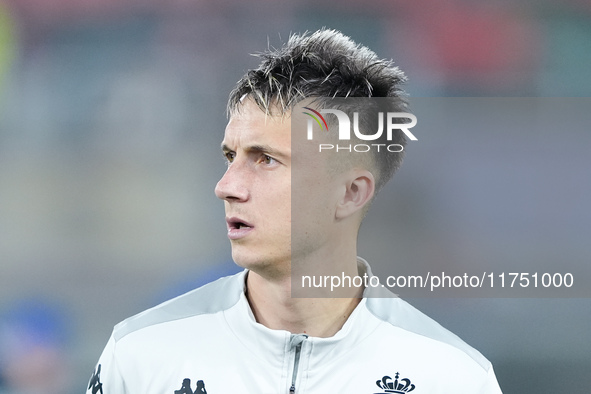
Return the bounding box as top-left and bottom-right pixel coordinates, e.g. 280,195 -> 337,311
232,250 -> 292,282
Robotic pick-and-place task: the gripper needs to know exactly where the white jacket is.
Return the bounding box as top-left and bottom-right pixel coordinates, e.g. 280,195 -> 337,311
87,262 -> 502,393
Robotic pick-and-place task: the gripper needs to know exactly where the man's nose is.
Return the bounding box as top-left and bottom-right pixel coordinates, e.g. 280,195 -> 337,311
214,163 -> 249,202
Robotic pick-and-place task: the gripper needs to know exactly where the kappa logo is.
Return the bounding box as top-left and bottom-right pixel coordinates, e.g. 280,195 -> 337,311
174,378 -> 207,394
374,372 -> 416,393
88,364 -> 104,394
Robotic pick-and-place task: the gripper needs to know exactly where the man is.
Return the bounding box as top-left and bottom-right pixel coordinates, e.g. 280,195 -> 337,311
87,29 -> 502,393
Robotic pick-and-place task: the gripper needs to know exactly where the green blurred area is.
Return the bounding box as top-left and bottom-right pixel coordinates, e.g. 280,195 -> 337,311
0,2 -> 15,97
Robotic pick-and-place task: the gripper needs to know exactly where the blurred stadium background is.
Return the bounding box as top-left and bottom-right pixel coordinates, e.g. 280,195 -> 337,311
0,0 -> 590,392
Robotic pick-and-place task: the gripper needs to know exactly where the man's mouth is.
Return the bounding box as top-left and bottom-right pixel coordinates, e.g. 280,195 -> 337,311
227,217 -> 253,229
226,217 -> 254,239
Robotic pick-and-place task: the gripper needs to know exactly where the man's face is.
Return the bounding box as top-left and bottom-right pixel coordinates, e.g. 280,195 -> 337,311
215,100 -> 293,276
215,100 -> 346,279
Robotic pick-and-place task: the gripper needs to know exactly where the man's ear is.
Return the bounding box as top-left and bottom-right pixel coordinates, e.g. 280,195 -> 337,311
335,170 -> 375,220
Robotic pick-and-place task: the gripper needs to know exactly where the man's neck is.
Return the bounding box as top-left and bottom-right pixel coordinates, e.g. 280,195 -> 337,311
244,261 -> 364,338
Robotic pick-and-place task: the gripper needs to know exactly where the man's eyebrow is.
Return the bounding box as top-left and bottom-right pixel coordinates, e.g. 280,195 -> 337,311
221,143 -> 289,159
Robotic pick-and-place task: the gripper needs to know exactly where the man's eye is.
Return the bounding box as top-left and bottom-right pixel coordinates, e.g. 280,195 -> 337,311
263,155 -> 276,165
224,152 -> 235,163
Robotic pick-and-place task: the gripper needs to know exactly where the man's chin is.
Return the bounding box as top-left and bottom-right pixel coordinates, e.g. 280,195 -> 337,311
231,249 -> 260,269
231,255 -> 267,271
231,251 -> 290,278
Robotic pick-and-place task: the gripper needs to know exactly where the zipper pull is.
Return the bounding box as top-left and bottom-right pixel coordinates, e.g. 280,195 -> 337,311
288,334 -> 308,394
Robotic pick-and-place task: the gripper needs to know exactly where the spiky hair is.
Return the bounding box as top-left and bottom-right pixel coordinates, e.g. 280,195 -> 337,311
227,28 -> 407,115
227,28 -> 410,192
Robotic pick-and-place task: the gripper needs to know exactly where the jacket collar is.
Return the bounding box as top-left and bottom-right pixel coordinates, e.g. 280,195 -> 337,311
222,258 -> 383,362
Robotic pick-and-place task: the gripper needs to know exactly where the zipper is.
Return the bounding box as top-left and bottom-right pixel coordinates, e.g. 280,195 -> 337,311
288,334 -> 308,394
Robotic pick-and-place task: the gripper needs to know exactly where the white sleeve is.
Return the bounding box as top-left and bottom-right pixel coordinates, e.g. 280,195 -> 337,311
480,365 -> 503,394
86,334 -> 126,394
